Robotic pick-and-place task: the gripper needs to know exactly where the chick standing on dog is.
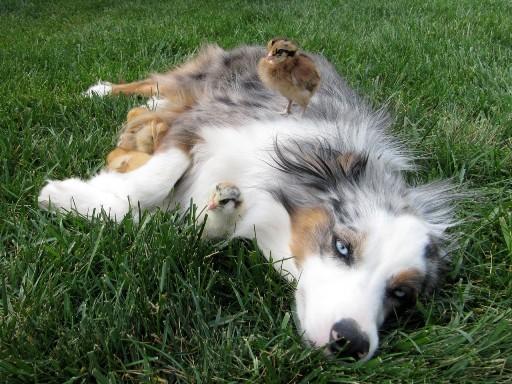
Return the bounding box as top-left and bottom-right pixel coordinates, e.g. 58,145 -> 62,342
257,38 -> 320,115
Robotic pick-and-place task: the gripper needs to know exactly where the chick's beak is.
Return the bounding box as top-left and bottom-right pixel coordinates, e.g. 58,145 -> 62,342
208,193 -> 219,211
266,53 -> 275,62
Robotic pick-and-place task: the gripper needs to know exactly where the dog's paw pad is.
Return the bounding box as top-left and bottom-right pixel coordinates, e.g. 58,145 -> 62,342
82,81 -> 112,97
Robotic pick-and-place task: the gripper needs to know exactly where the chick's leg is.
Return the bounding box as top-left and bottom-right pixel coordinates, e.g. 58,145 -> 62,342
280,99 -> 293,115
300,104 -> 308,117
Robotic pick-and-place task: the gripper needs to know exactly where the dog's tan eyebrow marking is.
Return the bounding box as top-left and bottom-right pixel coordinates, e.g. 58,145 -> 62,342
290,208 -> 329,266
389,268 -> 424,292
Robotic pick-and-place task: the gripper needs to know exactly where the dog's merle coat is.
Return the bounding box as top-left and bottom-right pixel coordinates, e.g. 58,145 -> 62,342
40,45 -> 458,360
161,45 -> 455,242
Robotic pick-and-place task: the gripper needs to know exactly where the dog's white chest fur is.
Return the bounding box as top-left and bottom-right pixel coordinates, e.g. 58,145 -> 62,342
171,120 -> 304,278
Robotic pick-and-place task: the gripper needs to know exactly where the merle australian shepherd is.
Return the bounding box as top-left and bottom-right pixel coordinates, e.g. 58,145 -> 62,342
38,44 -> 456,361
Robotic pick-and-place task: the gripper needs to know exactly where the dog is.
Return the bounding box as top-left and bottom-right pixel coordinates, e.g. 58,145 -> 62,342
39,44 -> 457,361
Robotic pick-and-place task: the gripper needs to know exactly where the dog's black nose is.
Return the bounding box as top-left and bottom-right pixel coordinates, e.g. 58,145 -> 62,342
329,319 -> 370,360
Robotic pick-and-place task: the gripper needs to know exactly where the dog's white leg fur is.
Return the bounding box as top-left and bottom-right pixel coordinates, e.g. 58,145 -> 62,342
232,191 -> 299,280
82,81 -> 113,97
84,81 -> 168,111
38,149 -> 190,220
146,96 -> 170,110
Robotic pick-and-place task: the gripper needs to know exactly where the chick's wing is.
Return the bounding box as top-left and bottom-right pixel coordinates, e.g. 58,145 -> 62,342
291,57 -> 321,92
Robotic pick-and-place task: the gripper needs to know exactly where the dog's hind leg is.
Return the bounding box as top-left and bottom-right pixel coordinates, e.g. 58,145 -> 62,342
83,79 -> 159,98
111,79 -> 160,97
38,148 -> 190,221
83,44 -> 224,110
83,76 -> 198,112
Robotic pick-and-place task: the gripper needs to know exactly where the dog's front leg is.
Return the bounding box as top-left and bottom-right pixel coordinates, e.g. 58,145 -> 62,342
38,148 -> 190,221
233,195 -> 299,280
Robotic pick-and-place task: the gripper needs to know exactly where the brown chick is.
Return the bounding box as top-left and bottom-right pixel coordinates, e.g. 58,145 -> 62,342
257,38 -> 320,115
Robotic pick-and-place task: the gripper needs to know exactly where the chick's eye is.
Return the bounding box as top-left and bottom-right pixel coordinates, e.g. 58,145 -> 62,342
334,239 -> 350,258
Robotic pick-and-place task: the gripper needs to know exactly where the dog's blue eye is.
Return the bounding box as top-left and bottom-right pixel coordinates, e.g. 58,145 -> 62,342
335,239 -> 350,258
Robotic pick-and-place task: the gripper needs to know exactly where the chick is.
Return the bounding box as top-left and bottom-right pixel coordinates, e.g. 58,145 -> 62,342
105,107 -> 168,173
257,38 -> 320,115
106,147 -> 152,173
118,107 -> 168,154
204,182 -> 244,238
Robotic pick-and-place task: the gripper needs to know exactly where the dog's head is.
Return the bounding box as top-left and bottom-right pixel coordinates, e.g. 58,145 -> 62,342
272,139 -> 454,361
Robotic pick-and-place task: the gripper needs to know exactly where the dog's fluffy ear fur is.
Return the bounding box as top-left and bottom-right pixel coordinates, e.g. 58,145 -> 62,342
336,153 -> 367,180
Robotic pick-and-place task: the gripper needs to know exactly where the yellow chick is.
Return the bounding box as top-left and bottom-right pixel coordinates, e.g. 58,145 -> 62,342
106,147 -> 152,173
117,107 -> 168,154
105,107 -> 168,173
257,38 -> 320,115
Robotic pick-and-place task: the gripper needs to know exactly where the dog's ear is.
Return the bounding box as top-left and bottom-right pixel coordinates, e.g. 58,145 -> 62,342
336,153 -> 367,180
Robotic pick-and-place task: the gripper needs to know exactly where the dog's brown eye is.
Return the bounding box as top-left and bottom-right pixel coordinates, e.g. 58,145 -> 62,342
392,288 -> 407,299
388,285 -> 416,306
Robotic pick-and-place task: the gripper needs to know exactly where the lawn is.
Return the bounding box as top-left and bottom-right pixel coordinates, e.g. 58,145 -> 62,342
1,0 -> 511,382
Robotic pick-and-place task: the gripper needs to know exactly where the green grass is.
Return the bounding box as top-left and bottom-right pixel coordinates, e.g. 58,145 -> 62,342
1,0 -> 511,382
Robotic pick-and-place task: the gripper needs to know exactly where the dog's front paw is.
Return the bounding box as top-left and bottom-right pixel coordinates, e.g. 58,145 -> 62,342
82,81 -> 112,97
38,179 -> 85,211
